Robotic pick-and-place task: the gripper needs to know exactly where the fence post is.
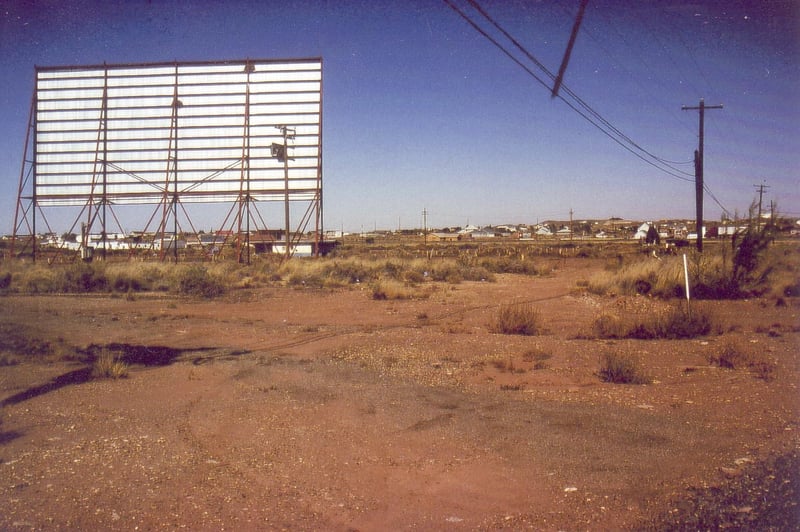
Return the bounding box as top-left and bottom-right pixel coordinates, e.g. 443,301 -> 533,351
682,253 -> 691,315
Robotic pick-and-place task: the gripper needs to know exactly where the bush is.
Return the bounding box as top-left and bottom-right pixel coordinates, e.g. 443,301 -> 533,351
709,341 -> 776,380
61,263 -> 108,293
522,349 -> 552,370
92,349 -> 129,379
371,280 -> 422,300
480,257 -> 539,275
176,266 -> 225,298
111,274 -> 145,293
592,304 -> 712,340
731,223 -> 774,288
490,302 -> 541,335
598,352 -> 651,384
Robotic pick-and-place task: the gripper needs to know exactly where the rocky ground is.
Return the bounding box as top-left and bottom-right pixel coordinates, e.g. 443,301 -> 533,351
1,258 -> 798,530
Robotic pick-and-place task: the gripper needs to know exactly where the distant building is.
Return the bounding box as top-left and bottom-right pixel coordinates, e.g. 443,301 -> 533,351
428,232 -> 463,242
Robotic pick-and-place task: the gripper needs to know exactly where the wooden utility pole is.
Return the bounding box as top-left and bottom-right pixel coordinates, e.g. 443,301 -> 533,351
754,181 -> 770,227
682,98 -> 723,252
273,125 -> 295,259
569,208 -> 574,241
422,208 -> 428,253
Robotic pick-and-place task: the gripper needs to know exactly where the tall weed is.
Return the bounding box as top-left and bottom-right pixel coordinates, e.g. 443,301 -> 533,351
593,304 -> 713,339
490,302 -> 542,335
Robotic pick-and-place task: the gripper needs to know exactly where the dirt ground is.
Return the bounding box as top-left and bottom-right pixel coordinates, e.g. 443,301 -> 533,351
1,258 -> 798,530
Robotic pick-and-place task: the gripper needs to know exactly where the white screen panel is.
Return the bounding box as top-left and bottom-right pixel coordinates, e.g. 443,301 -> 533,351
34,58 -> 322,206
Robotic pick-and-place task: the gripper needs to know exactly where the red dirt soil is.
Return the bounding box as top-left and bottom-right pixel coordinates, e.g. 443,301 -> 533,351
1,259 -> 798,530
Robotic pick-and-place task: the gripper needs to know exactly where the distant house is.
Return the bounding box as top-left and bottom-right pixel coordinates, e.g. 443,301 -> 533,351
428,232 -> 462,242
633,223 -> 650,240
470,227 -> 496,239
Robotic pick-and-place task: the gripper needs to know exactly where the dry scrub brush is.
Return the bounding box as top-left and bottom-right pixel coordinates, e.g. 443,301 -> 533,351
91,348 -> 129,379
278,256 -> 495,288
489,302 -> 542,335
709,340 -> 776,381
371,280 -> 429,300
592,303 -> 713,340
587,233 -> 793,301
598,352 -> 652,384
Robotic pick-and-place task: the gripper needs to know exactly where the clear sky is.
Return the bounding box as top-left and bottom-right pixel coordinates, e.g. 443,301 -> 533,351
1,0 -> 798,234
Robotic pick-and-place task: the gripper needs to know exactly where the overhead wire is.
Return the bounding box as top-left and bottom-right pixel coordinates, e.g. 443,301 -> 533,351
446,0 -> 735,212
703,184 -> 732,218
447,0 -> 695,182
566,2 -> 698,143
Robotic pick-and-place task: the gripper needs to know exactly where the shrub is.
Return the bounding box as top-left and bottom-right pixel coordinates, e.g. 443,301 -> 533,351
639,305 -> 713,339
92,349 -> 129,379
592,304 -> 713,340
523,349 -> 552,370
111,274 -> 145,293
598,352 -> 651,384
429,263 -> 463,284
176,266 -> 225,298
0,352 -> 21,366
592,312 -> 628,339
709,341 -> 775,380
480,257 -> 539,275
0,272 -> 11,290
490,302 -> 541,335
371,280 -> 421,300
61,263 -> 109,293
731,223 -> 774,289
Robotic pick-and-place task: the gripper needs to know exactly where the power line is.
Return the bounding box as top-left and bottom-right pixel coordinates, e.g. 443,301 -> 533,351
568,3 -> 698,141
469,0 -> 695,177
446,0 -> 737,219
703,184 -> 731,218
445,0 -> 696,183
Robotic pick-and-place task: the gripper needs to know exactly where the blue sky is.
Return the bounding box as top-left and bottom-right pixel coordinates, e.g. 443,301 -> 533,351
1,0 -> 798,233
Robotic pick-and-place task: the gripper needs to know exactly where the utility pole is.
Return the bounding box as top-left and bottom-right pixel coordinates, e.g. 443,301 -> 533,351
682,98 -> 723,252
569,208 -> 574,241
422,208 -> 428,252
273,125 -> 295,259
754,181 -> 770,228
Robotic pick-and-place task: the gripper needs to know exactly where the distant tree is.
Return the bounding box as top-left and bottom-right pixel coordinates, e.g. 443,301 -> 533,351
645,225 -> 660,245
61,232 -> 77,242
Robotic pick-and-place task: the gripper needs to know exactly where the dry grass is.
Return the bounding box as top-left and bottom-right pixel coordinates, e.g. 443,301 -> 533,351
522,349 -> 552,370
1,241 -> 794,302
371,280 -> 427,300
598,352 -> 652,384
91,349 -> 129,379
592,304 -> 713,339
489,302 -> 542,336
709,341 -> 776,381
588,242 -> 797,300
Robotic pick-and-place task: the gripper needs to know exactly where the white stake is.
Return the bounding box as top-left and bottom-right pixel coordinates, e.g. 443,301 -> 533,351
682,253 -> 691,314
